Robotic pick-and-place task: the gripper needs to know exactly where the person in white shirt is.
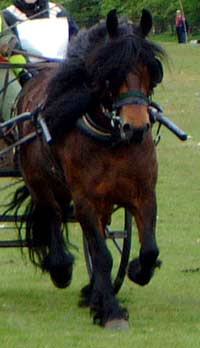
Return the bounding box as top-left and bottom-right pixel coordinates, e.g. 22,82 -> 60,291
1,0 -> 79,85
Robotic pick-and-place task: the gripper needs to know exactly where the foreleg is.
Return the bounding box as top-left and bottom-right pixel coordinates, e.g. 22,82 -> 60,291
128,191 -> 160,286
76,201 -> 128,327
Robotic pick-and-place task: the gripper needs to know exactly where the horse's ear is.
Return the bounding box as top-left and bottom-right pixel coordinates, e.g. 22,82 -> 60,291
106,9 -> 119,38
139,9 -> 152,37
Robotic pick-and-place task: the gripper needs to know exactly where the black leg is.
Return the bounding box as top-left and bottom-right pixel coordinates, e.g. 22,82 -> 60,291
76,203 -> 128,327
28,203 -> 74,288
128,191 -> 160,286
44,223 -> 74,289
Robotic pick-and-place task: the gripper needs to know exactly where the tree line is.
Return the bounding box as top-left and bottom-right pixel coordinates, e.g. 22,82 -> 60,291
1,0 -> 200,34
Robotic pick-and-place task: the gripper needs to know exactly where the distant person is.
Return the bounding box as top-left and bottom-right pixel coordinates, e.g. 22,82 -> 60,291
175,9 -> 187,43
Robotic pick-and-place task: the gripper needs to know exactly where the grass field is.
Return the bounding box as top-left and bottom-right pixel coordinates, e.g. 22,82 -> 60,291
0,42 -> 200,347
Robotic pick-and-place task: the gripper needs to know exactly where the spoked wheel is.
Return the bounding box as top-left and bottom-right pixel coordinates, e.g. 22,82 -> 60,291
82,208 -> 132,294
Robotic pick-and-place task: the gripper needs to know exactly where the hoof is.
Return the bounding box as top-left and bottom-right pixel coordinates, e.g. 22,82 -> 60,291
104,319 -> 129,329
50,268 -> 72,289
49,259 -> 73,288
127,258 -> 161,286
43,255 -> 74,289
127,258 -> 151,285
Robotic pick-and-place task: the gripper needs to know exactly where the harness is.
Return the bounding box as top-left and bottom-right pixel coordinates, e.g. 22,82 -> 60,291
77,90 -> 151,145
0,88 -> 187,157
77,91 -> 187,145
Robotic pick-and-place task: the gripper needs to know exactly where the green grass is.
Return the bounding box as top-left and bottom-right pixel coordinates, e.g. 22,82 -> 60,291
0,42 -> 200,347
151,32 -> 200,43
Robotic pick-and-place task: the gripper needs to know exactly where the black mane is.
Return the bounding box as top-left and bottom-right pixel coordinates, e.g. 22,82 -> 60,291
44,13 -> 166,141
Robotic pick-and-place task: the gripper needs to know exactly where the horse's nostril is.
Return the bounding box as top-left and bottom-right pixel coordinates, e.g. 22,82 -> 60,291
123,123 -> 131,132
146,122 -> 150,131
120,122 -> 150,144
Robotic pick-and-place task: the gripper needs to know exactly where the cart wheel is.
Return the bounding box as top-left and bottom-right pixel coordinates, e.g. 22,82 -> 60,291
83,208 -> 132,294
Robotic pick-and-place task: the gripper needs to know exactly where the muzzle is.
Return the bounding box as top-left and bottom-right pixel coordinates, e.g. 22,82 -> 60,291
120,122 -> 150,144
113,90 -> 150,144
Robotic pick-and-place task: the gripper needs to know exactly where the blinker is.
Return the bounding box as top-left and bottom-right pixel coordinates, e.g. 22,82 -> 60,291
150,59 -> 163,87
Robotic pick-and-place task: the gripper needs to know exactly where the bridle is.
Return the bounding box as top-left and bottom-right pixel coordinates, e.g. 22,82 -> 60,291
113,90 -> 149,109
76,88 -> 152,146
112,89 -> 151,144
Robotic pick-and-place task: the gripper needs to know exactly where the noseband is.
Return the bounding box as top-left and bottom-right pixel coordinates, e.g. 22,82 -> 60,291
113,90 -> 149,109
112,90 -> 150,144
76,89 -> 151,145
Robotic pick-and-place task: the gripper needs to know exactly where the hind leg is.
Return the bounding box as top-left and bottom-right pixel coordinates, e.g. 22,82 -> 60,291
19,134 -> 74,288
43,207 -> 74,288
128,190 -> 160,286
27,201 -> 74,289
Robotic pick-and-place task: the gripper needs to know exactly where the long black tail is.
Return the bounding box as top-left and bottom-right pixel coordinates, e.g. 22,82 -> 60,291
3,183 -> 75,275
3,184 -> 30,214
3,184 -> 30,238
3,184 -> 51,268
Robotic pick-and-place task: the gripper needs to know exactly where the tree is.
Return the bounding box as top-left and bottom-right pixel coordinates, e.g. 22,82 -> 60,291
0,1 -> 11,10
63,0 -> 101,27
1,0 -> 200,33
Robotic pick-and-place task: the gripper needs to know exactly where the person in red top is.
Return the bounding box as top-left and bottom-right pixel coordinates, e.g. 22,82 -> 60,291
175,9 -> 187,43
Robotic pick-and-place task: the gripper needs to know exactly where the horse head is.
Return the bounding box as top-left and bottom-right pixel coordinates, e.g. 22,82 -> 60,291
43,9 -> 165,145
103,9 -> 164,144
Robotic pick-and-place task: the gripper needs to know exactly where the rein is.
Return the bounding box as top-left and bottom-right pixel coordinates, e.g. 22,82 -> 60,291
0,106 -> 51,157
0,95 -> 187,157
